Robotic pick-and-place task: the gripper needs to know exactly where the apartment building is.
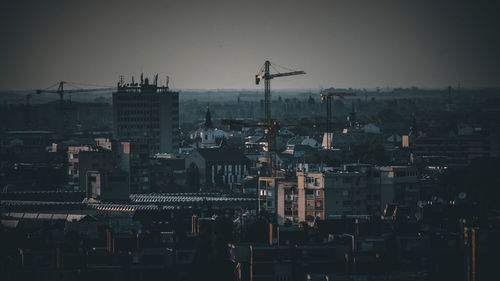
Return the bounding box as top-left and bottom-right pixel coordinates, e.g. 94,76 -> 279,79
113,75 -> 179,154
277,164 -> 419,225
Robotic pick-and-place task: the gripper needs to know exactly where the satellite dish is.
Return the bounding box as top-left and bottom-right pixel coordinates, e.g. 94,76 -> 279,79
458,192 -> 467,200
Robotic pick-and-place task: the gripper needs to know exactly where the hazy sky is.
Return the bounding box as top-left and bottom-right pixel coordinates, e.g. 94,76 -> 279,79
1,0 -> 499,90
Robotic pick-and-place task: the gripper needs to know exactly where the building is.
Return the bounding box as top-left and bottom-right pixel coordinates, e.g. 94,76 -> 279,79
272,164 -> 419,225
296,165 -> 379,224
68,144 -> 98,188
257,177 -> 284,215
414,133 -> 499,166
378,166 -> 419,211
0,130 -> 56,163
276,180 -> 298,225
200,105 -> 217,148
86,168 -> 129,202
184,148 -> 250,191
114,140 -> 151,193
113,75 -> 179,154
78,150 -> 115,194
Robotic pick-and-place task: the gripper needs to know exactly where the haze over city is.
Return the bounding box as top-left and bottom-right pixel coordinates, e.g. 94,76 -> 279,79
1,0 -> 499,91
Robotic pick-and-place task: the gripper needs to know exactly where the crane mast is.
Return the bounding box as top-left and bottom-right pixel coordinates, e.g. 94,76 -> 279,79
320,92 -> 356,149
255,60 -> 305,175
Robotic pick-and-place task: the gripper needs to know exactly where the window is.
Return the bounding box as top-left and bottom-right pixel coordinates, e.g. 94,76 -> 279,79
315,201 -> 322,208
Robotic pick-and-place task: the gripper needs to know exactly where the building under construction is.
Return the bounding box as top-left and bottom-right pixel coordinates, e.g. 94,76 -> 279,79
112,75 -> 179,154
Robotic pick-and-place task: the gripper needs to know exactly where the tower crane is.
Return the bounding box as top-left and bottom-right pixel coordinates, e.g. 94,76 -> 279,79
36,81 -> 114,136
320,91 -> 356,150
36,81 -> 113,102
255,60 -> 305,175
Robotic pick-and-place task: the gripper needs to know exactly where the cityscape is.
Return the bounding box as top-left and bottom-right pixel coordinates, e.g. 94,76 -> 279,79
1,1 -> 500,281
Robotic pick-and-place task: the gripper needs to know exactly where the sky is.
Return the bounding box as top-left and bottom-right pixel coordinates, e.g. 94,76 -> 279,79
0,0 -> 499,91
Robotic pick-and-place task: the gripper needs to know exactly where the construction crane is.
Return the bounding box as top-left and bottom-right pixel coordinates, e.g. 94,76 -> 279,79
36,81 -> 114,135
36,81 -> 113,102
320,91 -> 356,149
255,60 -> 305,175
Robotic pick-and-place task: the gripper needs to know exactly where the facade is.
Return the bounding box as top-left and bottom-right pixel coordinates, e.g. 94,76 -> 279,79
257,177 -> 284,215
184,148 -> 250,191
68,145 -> 97,188
78,150 -> 115,194
296,164 -> 379,224
114,140 -> 152,193
113,76 -> 179,154
86,168 -> 129,202
414,134 -> 499,166
378,166 -> 419,211
276,180 -> 298,225
274,164 -> 419,225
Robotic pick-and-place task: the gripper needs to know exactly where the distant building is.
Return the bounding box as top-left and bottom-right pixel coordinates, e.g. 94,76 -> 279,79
0,130 -> 55,163
112,75 -> 179,154
78,150 -> 115,193
272,164 -> 419,225
197,105 -> 227,148
378,166 -> 419,211
184,148 -> 250,191
68,144 -> 98,188
284,136 -> 319,156
114,140 -> 151,193
415,133 -> 499,166
258,177 -> 285,215
276,180 -> 299,225
86,168 -> 129,202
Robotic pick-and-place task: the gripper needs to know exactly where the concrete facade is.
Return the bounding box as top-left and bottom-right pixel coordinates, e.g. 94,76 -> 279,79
113,78 -> 179,154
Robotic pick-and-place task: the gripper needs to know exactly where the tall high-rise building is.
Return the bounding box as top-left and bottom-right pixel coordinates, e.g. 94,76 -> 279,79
112,75 -> 179,154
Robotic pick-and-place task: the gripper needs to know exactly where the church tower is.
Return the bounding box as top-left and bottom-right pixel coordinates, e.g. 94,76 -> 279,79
200,105 -> 217,148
